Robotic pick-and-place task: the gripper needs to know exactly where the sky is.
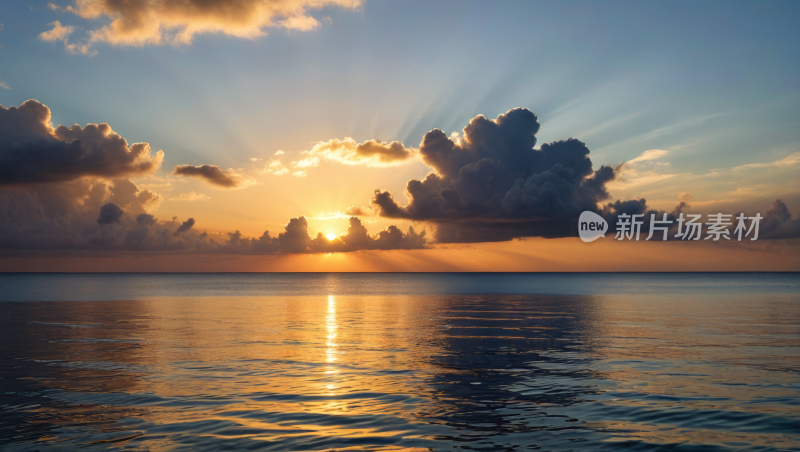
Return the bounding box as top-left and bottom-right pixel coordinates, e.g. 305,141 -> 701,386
0,0 -> 799,271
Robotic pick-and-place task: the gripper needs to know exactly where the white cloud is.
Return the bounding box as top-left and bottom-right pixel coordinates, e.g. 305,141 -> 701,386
626,149 -> 669,166
732,152 -> 800,171
294,156 -> 319,168
292,170 -> 307,178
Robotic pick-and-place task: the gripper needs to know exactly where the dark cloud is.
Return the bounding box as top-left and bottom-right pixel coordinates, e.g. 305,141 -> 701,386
172,164 -> 251,188
97,203 -> 124,224
0,100 -> 164,185
175,218 -> 196,236
761,199 -> 800,239
136,214 -> 156,226
370,108 -> 619,242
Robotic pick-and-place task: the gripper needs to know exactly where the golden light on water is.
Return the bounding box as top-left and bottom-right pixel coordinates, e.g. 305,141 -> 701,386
326,294 -> 337,363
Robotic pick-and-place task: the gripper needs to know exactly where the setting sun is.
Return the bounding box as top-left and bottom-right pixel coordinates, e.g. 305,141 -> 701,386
326,233 -> 337,241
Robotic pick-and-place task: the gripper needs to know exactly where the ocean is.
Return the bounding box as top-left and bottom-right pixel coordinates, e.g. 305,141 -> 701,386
1,273 -> 799,451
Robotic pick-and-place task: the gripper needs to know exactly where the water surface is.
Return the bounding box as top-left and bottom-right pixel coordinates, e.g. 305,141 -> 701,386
1,273 -> 799,451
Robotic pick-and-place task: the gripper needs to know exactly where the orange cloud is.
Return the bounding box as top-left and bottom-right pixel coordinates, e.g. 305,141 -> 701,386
308,137 -> 416,167
48,0 -> 361,52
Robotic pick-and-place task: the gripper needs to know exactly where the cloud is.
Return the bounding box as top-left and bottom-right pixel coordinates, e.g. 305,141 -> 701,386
345,205 -> 371,216
0,82 -> 9,90
172,164 -> 254,188
626,149 -> 669,166
761,199 -> 800,239
0,173 -> 425,253
49,0 -> 361,53
307,137 -> 416,167
678,191 -> 693,202
0,100 -> 164,185
312,205 -> 371,220
293,156 -> 319,168
274,150 -> 285,156
251,216 -> 426,253
174,218 -> 195,235
38,20 -> 95,55
97,203 -> 123,224
370,108 -> 619,242
274,168 -> 289,175
292,170 -> 306,177
136,213 -> 156,226
169,191 -> 209,201
733,152 -> 800,171
38,20 -> 75,42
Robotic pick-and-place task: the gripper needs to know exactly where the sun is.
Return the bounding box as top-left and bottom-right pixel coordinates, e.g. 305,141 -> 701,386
326,233 -> 337,241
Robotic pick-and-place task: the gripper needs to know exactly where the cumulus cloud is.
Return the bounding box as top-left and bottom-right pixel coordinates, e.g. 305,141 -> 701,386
0,175 -> 426,253
136,213 -> 156,226
308,137 -> 416,167
48,0 -> 361,53
0,100 -> 164,185
370,108 -> 619,242
251,216 -> 425,253
761,199 -> 800,239
97,203 -> 123,224
292,170 -> 307,177
0,177 -> 169,250
172,164 -> 254,188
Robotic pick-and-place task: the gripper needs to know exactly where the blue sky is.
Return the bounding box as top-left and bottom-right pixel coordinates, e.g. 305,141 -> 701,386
1,0 -> 797,174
